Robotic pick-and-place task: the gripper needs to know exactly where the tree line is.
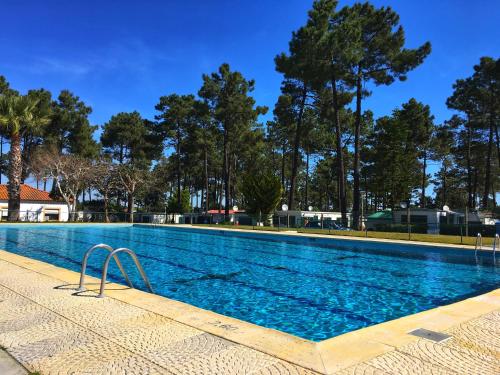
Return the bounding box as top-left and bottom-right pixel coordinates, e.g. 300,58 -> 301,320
0,0 -> 498,226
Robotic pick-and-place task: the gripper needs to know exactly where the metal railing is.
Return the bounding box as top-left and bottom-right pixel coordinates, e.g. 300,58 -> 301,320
474,233 -> 483,255
77,243 -> 153,298
98,247 -> 153,298
493,234 -> 500,256
0,210 -> 178,224
77,244 -> 133,292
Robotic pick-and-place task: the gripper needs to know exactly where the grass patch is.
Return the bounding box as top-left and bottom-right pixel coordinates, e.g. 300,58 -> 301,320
192,224 -> 494,246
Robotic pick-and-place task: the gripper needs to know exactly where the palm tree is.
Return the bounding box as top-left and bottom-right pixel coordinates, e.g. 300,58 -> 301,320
0,94 -> 50,221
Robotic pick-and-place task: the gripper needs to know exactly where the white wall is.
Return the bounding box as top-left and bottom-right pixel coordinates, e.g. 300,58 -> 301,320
0,201 -> 69,222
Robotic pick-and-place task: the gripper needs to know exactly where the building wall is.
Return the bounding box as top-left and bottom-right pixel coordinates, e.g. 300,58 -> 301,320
393,209 -> 464,234
277,210 -> 352,226
0,201 -> 69,222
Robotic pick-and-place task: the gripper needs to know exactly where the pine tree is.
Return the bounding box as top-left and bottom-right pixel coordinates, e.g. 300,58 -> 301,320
199,63 -> 267,220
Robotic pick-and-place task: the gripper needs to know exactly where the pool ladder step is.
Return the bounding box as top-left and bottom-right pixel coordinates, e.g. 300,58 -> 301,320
77,243 -> 154,298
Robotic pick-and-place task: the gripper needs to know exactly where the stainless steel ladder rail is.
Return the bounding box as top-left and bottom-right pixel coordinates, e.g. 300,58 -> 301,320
493,233 -> 499,256
474,233 -> 482,256
98,247 -> 153,298
77,244 -> 133,292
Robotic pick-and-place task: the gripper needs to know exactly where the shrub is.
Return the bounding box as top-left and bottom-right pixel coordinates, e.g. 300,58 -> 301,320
240,171 -> 283,225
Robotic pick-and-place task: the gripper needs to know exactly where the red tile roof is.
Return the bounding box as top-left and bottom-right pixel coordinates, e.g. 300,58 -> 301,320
0,184 -> 53,202
207,209 -> 244,214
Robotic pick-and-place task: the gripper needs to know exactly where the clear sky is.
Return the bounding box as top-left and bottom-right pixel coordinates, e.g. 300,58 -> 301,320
2,0 -> 499,127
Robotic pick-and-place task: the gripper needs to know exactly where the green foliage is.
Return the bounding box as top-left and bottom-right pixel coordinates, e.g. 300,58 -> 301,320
363,99 -> 434,209
101,111 -> 161,165
240,171 -> 283,224
0,94 -> 50,136
46,90 -> 99,158
167,189 -> 191,214
445,57 -> 500,210
199,63 -> 268,212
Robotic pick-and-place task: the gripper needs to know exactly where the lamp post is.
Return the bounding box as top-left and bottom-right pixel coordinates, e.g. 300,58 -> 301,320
400,201 -> 410,240
442,204 -> 450,240
307,205 -> 313,229
361,191 -> 368,237
232,205 -> 238,227
282,204 -> 288,229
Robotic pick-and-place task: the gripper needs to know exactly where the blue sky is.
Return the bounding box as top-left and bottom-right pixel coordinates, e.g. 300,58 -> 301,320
1,0 -> 499,194
2,0 -> 499,126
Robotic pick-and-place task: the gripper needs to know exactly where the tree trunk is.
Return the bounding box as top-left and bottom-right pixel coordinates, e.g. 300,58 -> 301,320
104,192 -> 110,223
495,122 -> 500,167
218,176 -> 223,212
66,203 -> 73,222
176,129 -> 182,209
0,135 -> 3,184
352,72 -> 362,230
482,115 -> 494,208
223,126 -> 230,221
442,164 -> 447,206
204,146 -> 209,212
304,151 -> 310,210
466,117 -> 473,209
8,132 -> 22,221
421,150 -> 427,208
331,73 -> 348,227
281,143 -> 286,193
288,86 -> 307,210
127,193 -> 134,223
227,154 -> 232,209
472,169 -> 478,207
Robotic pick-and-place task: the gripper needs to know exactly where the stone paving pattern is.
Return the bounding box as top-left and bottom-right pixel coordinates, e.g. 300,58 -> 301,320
0,259 -> 499,374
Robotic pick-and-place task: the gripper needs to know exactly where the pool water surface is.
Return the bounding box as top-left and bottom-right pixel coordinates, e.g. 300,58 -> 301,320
0,224 -> 497,341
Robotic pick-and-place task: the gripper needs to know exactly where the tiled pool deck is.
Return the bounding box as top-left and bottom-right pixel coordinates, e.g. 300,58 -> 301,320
0,234 -> 499,374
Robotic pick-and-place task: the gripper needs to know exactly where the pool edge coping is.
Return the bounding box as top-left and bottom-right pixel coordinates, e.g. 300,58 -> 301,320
161,223 -> 491,251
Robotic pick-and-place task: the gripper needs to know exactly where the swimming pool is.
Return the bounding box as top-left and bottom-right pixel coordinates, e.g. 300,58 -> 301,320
0,224 -> 497,341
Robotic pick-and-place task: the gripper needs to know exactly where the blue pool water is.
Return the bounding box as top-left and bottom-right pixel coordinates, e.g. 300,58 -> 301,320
0,224 -> 497,341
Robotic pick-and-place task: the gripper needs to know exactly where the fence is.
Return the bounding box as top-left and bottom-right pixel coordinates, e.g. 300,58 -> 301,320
0,210 -> 177,224
1,209 -> 498,241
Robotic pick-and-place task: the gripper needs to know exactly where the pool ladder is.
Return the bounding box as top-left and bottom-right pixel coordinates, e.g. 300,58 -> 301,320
77,244 -> 153,298
474,233 -> 499,257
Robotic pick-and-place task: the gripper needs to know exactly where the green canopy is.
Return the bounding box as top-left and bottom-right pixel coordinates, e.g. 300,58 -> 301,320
367,211 -> 392,220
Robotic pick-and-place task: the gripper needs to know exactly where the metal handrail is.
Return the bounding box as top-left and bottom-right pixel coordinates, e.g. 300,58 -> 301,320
474,233 -> 482,255
77,244 -> 133,292
98,247 -> 153,298
493,234 -> 499,256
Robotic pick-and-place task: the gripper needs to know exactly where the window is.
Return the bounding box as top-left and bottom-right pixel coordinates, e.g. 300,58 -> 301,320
44,209 -> 60,221
401,215 -> 427,224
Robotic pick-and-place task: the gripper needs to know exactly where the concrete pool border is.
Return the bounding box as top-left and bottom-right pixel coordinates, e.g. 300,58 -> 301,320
0,226 -> 498,374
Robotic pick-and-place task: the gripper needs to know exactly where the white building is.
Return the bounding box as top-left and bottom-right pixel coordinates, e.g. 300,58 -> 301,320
0,184 -> 69,222
276,210 -> 351,227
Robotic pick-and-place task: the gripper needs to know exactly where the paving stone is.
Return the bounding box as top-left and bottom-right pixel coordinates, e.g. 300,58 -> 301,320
443,322 -> 500,359
367,350 -> 456,375
0,257 -> 498,375
333,363 -> 389,375
397,339 -> 500,375
176,345 -> 279,375
254,361 -> 321,375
